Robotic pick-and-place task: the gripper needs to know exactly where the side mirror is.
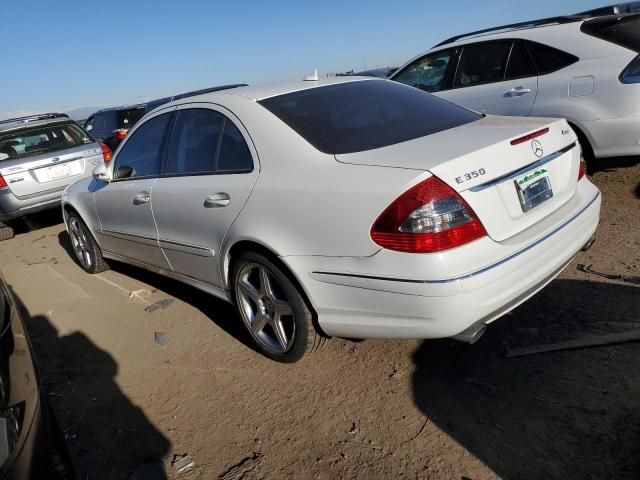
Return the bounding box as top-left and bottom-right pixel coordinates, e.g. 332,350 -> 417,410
92,163 -> 111,182
115,165 -> 135,179
85,124 -> 93,131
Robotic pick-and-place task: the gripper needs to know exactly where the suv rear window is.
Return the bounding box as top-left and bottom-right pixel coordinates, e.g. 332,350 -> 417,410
118,108 -> 146,129
259,80 -> 481,155
0,123 -> 92,160
581,15 -> 640,53
524,41 -> 579,75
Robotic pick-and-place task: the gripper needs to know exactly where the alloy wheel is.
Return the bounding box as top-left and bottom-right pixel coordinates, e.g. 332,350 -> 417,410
236,262 -> 296,354
68,217 -> 93,269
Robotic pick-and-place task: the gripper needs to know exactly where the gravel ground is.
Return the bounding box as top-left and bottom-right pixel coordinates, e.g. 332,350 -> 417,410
0,161 -> 638,479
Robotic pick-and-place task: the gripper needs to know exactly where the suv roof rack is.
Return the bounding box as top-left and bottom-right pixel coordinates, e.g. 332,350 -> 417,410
577,1 -> 640,16
0,112 -> 69,126
433,15 -> 588,48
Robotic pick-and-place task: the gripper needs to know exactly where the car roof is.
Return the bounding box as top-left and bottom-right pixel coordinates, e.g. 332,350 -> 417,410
0,114 -> 74,135
90,84 -> 249,117
167,76 -> 378,106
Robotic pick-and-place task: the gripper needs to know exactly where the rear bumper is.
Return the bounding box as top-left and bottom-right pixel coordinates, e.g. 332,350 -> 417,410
581,116 -> 640,159
0,187 -> 64,222
284,180 -> 601,339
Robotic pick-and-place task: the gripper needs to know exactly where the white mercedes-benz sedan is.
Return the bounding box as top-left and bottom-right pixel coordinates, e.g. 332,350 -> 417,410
61,76 -> 601,362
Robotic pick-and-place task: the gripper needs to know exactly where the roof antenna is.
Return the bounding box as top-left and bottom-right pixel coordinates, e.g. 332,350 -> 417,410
303,69 -> 319,81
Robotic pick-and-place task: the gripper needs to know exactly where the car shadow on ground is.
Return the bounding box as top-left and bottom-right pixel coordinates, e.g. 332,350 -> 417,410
12,290 -> 171,479
56,230 -> 259,355
7,209 -> 63,235
412,278 -> 640,479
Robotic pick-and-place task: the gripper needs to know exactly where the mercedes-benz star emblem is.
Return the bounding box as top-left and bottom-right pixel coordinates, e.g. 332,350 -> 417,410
531,139 -> 544,158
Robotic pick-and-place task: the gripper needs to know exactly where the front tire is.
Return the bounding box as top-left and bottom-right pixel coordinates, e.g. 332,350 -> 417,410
67,213 -> 108,273
233,252 -> 325,362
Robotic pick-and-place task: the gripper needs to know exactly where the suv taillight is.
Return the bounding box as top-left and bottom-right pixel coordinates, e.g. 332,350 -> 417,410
100,143 -> 112,164
371,176 -> 486,253
112,129 -> 128,141
0,174 -> 6,189
620,55 -> 640,84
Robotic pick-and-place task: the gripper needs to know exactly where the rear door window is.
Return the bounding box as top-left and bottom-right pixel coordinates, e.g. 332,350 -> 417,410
259,80 -> 481,155
454,42 -> 511,87
217,121 -> 253,172
114,113 -> 172,179
505,41 -> 536,79
392,49 -> 456,92
523,41 -> 579,75
0,123 -> 93,161
167,109 -> 223,175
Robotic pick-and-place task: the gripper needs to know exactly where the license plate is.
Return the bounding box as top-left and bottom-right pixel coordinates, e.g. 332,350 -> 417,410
515,168 -> 553,212
48,163 -> 71,180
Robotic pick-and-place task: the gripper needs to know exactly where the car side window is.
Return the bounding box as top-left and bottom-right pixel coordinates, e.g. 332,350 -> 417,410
114,113 -> 172,180
505,41 -> 536,80
392,50 -> 455,93
167,109 -> 224,175
523,40 -> 579,75
454,42 -> 511,87
216,120 -> 253,172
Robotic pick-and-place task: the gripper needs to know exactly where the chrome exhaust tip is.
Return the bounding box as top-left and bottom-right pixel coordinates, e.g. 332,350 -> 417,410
451,323 -> 487,344
581,236 -> 596,251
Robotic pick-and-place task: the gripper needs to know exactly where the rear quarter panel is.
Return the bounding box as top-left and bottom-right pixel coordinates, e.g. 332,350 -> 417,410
214,95 -> 425,278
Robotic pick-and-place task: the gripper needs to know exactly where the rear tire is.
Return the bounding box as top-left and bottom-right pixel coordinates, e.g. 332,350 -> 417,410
0,225 -> 14,241
67,212 -> 108,273
233,252 -> 325,362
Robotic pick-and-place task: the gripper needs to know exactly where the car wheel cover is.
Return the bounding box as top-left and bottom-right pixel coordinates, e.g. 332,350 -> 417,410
69,217 -> 93,269
236,262 -> 295,354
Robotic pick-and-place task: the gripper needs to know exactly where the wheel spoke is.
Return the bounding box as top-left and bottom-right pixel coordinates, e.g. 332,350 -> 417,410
239,279 -> 261,303
84,250 -> 92,267
251,312 -> 268,334
273,319 -> 289,351
259,266 -> 274,299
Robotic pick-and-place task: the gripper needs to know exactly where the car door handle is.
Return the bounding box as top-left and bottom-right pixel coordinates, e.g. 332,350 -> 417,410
204,192 -> 230,208
504,87 -> 532,97
133,191 -> 150,205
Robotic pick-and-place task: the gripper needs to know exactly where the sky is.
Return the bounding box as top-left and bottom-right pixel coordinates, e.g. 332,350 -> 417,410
0,0 -> 607,119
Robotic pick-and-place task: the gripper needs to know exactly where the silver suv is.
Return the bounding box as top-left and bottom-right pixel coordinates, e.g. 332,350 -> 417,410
0,113 -> 107,239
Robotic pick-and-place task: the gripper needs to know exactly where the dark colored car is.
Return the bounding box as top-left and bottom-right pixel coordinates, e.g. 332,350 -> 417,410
0,272 -> 74,478
84,84 -> 247,151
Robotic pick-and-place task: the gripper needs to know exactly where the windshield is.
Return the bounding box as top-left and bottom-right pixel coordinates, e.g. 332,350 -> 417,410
0,123 -> 93,160
259,80 -> 481,155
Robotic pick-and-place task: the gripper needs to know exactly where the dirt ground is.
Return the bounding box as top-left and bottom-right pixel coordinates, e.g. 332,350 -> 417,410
0,161 -> 638,480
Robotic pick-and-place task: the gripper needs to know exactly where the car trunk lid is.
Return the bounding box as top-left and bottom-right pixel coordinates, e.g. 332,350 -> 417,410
335,115 -> 581,241
0,143 -> 102,198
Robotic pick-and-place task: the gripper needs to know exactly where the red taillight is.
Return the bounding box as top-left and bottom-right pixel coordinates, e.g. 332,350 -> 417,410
0,174 -> 6,188
100,142 -> 112,164
112,128 -> 128,141
510,127 -> 549,146
578,159 -> 586,180
371,176 -> 486,253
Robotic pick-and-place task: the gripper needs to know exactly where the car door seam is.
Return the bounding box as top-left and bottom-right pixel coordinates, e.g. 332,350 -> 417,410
149,177 -> 174,271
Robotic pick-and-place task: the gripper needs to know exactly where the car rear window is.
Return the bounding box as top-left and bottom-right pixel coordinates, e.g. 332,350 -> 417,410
258,80 -> 481,155
0,123 -> 92,161
117,108 -> 146,129
581,15 -> 640,53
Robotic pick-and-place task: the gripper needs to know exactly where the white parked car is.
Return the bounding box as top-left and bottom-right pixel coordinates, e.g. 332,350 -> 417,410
62,77 -> 601,362
390,12 -> 640,167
